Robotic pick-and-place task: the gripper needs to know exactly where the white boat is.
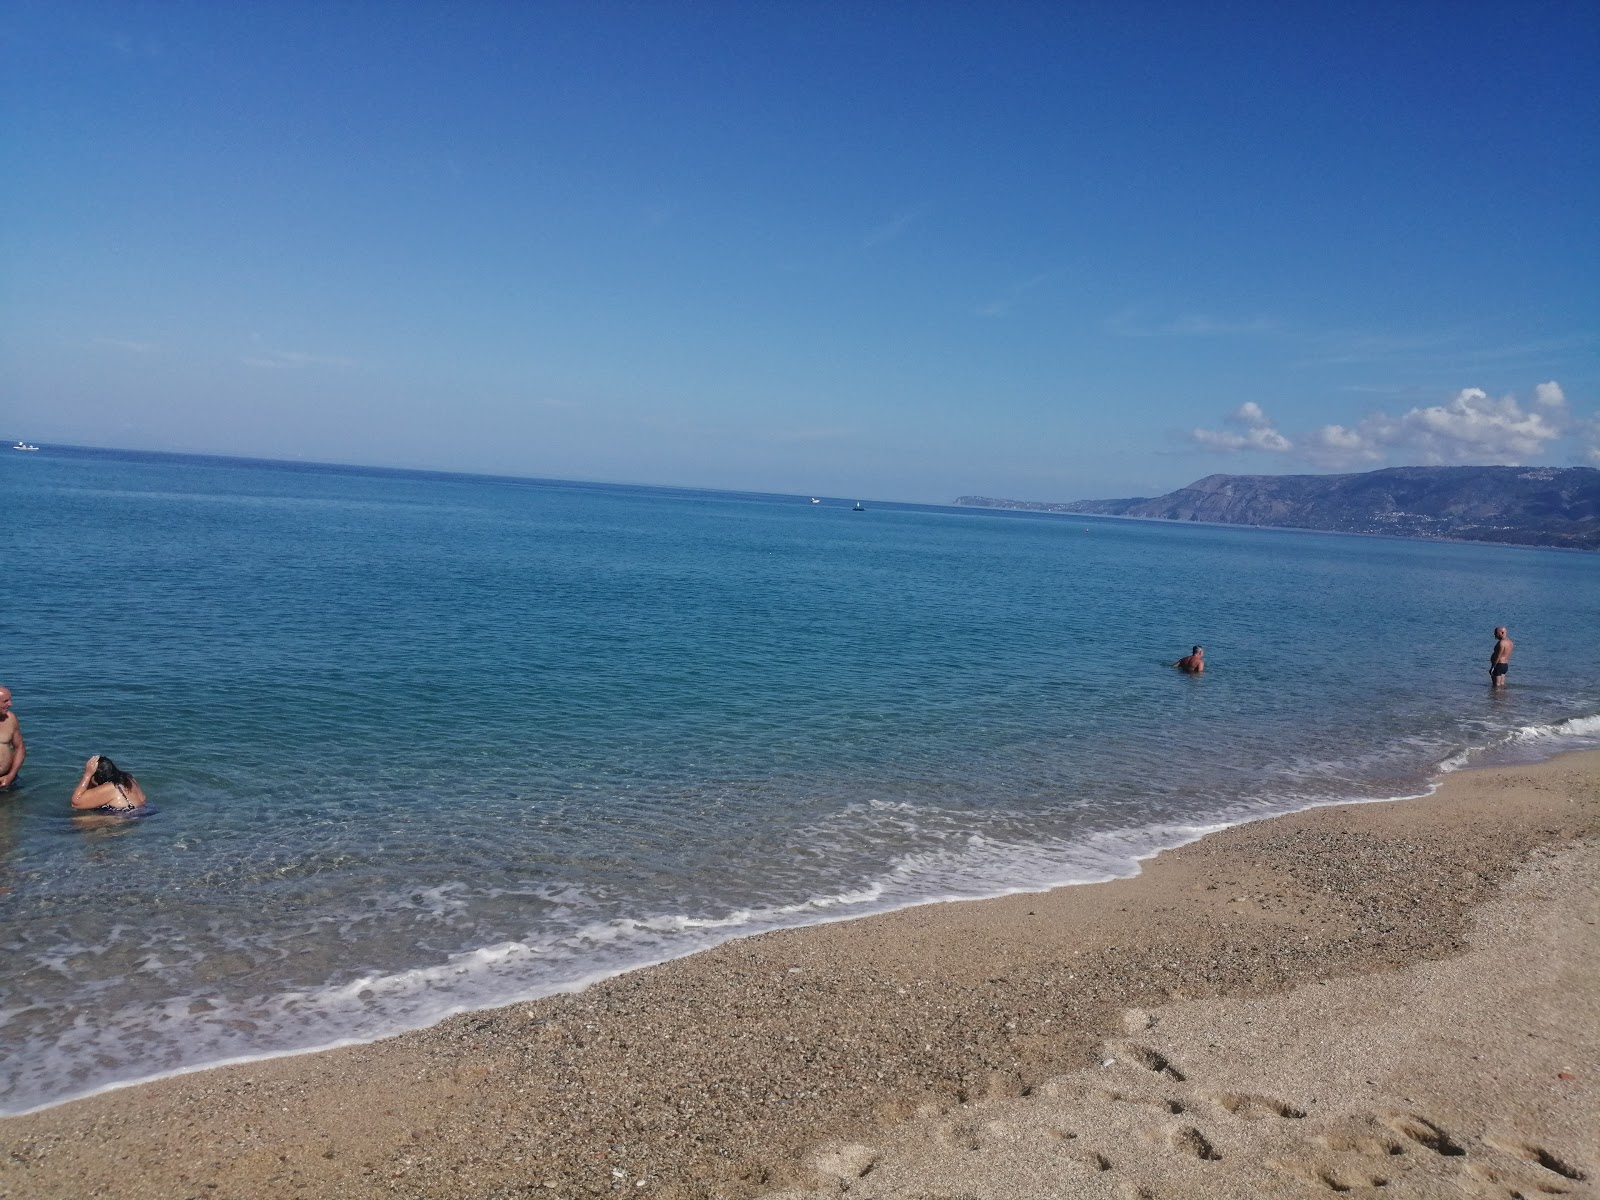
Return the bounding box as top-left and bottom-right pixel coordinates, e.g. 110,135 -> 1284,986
12,442 -> 39,452
810,497 -> 820,504
852,501 -> 865,512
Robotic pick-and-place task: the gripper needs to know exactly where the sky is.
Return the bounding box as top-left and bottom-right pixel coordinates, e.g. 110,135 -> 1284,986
2,1 -> 1597,503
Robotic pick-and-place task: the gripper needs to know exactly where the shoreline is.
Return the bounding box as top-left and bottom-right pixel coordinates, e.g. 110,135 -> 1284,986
8,716 -> 1595,1120
0,756 -> 1496,1119
2,748 -> 1596,1199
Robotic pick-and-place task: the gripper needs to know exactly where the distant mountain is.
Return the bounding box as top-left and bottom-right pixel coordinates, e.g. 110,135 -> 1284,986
956,465 -> 1600,550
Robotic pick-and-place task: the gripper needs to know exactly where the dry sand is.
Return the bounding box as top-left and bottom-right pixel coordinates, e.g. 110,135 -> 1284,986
1,750 -> 1596,1200
769,834 -> 1599,1200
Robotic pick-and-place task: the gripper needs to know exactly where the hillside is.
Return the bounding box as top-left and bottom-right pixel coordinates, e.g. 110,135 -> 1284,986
956,465 -> 1600,550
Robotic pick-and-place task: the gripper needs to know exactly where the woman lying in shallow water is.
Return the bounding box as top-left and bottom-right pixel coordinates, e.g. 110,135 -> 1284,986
70,755 -> 148,812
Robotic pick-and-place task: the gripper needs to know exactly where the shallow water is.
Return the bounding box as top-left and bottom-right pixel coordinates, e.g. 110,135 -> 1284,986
2,446 -> 1597,1113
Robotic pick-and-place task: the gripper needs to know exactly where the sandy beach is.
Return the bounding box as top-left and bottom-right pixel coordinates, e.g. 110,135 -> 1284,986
2,749 -> 1595,1200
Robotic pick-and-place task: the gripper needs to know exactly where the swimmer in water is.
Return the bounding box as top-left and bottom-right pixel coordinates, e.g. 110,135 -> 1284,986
0,685 -> 23,791
70,755 -> 149,812
1173,646 -> 1205,673
1489,626 -> 1514,688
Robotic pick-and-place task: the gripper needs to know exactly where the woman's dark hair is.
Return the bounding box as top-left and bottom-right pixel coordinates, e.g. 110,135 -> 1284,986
91,756 -> 135,788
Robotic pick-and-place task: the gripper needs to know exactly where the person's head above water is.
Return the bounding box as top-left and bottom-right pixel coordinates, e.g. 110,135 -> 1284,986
89,756 -> 134,787
1191,646 -> 1203,655
1494,626 -> 1508,638
0,686 -> 11,713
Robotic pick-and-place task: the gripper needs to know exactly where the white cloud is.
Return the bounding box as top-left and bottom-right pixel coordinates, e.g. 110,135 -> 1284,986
1384,387 -> 1565,464
1579,414 -> 1600,465
1303,423 -> 1384,469
1189,403 -> 1293,453
1534,380 -> 1566,409
1197,382 -> 1582,470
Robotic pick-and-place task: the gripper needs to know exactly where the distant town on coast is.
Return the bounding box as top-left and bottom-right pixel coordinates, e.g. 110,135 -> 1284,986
958,464 -> 1600,551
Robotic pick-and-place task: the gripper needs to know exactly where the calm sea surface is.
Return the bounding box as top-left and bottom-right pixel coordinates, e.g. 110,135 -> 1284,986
2,446 -> 1597,1114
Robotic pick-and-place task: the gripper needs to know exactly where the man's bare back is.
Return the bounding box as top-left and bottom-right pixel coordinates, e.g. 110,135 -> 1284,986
1490,627 -> 1513,688
0,686 -> 23,789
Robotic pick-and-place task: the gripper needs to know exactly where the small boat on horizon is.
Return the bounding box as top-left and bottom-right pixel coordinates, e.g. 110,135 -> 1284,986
810,497 -> 820,504
12,442 -> 40,452
852,501 -> 865,512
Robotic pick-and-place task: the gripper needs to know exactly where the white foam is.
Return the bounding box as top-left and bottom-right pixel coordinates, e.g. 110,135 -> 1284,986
1510,713 -> 1600,742
7,712 -> 1597,1119
1439,712 -> 1600,773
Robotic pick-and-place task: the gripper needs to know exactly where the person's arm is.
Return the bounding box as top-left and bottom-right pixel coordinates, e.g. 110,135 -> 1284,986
0,723 -> 19,786
70,757 -> 105,808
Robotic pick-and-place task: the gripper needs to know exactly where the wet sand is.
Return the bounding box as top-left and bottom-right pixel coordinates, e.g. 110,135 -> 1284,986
2,750 -> 1596,1200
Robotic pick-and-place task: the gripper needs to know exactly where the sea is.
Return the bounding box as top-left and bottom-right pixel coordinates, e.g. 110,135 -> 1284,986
2,445 -> 1598,1116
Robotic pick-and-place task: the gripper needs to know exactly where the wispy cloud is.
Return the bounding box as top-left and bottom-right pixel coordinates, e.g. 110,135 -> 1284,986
1107,309 -> 1281,338
92,337 -> 158,354
107,33 -> 163,57
1296,329 -> 1596,371
242,350 -> 357,370
974,273 -> 1052,319
1109,313 -> 1593,380
862,205 -> 927,248
763,426 -> 861,446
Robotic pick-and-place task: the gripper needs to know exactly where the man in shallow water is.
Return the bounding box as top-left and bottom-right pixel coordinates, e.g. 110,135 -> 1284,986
1490,626 -> 1514,688
1174,646 -> 1205,673
0,685 -> 24,790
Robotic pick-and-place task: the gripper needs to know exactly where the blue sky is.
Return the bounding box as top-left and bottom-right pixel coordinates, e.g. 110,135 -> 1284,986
3,1 -> 1596,502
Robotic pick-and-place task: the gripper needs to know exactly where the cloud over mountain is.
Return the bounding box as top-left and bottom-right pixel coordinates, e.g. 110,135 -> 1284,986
1192,383 -> 1583,470
1189,402 -> 1293,452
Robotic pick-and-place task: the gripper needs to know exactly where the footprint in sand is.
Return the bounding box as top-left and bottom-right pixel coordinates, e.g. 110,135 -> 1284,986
1106,1040 -> 1187,1082
1210,1090 -> 1308,1120
1168,1124 -> 1223,1161
1269,1110 -> 1593,1197
1482,1135 -> 1589,1184
805,1142 -> 877,1182
1382,1111 -> 1467,1156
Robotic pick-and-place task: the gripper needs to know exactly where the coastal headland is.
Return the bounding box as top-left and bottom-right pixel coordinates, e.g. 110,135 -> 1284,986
3,751 -> 1596,1199
957,464 -> 1600,550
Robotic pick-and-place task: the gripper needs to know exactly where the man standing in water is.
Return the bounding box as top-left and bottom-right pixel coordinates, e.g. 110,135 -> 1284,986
1489,627 -> 1514,688
0,686 -> 24,790
1174,646 -> 1205,673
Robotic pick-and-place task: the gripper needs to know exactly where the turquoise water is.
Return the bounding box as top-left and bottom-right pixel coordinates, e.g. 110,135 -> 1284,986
2,446 -> 1598,1114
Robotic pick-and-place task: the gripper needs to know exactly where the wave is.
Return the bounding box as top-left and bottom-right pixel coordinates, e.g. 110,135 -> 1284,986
1440,712 -> 1600,773
1510,713 -> 1600,742
4,710 -> 1597,1118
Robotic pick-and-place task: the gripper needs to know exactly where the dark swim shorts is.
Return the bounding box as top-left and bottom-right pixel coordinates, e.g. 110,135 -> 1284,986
1491,662 -> 1509,677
